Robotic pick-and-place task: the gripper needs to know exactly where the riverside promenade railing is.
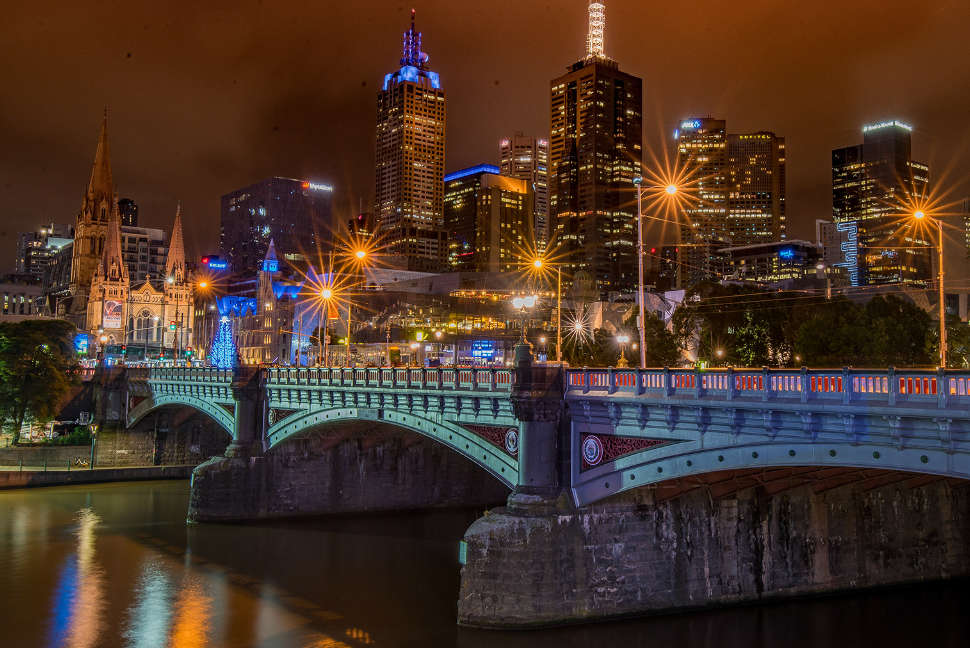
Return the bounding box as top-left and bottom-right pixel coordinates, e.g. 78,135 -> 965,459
565,367 -> 970,408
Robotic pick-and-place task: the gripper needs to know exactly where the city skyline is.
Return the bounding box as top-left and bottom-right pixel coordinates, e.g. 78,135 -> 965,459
1,1 -> 968,260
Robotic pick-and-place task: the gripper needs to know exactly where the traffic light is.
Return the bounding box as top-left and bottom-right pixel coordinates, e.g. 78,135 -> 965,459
121,345 -> 127,355
169,321 -> 177,332
185,347 -> 194,358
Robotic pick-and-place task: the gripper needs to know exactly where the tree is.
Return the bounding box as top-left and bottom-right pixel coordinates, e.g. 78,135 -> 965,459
0,320 -> 79,444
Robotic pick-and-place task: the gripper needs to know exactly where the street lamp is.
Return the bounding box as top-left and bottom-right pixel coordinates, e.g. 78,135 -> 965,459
914,208 -> 947,368
632,176 -> 649,369
616,334 -> 630,368
531,257 -> 562,363
511,294 -> 538,343
319,287 -> 333,367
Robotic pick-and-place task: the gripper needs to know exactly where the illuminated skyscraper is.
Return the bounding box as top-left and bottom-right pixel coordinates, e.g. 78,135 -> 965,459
500,133 -> 549,249
375,10 -> 447,272
444,165 -> 532,273
676,118 -> 786,286
549,1 -> 642,293
832,120 -> 929,285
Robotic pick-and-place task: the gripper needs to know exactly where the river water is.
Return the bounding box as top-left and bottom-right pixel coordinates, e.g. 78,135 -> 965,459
1,480 -> 968,647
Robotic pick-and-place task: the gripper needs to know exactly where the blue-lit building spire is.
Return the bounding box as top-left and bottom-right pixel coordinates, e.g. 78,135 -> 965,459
383,10 -> 440,91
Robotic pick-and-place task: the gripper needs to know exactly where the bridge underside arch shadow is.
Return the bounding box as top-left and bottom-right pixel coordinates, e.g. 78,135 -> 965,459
267,407 -> 518,489
127,394 -> 235,438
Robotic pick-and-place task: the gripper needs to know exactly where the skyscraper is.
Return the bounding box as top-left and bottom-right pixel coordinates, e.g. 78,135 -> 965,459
500,133 -> 549,250
443,165 -> 533,273
549,1 -> 642,293
375,10 -> 447,272
118,198 -> 138,227
832,120 -> 930,285
15,223 -> 73,280
220,177 -> 334,276
676,118 -> 786,286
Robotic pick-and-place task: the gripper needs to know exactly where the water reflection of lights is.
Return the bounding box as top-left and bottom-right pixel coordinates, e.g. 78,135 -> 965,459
123,561 -> 173,648
48,508 -> 105,648
169,576 -> 212,648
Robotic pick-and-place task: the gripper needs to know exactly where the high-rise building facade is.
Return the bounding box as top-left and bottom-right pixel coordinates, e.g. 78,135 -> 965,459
220,177 -> 334,276
119,198 -> 138,227
121,225 -> 168,284
549,1 -> 642,293
500,133 -> 549,250
375,11 -> 447,272
832,120 -> 929,285
676,118 -> 786,286
443,165 -> 533,274
15,223 -> 74,280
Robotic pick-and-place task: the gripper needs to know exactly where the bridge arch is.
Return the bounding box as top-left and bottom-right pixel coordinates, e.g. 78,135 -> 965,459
573,439 -> 970,506
267,407 -> 518,488
127,394 -> 235,438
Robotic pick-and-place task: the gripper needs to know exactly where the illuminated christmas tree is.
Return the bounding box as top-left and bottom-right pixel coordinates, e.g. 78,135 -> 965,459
210,316 -> 237,369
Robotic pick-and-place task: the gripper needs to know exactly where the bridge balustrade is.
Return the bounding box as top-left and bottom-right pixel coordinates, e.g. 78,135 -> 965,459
565,367 -> 970,407
262,366 -> 513,392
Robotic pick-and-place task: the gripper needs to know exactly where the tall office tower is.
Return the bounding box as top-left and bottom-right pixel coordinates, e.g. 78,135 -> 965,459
375,10 -> 447,272
676,118 -> 729,286
220,177 -> 334,276
676,119 -> 787,286
500,133 -> 549,250
69,112 -> 116,313
726,132 -> 786,242
118,198 -> 138,227
443,165 -> 533,273
15,223 -> 74,279
549,1 -> 642,293
832,120 -> 930,285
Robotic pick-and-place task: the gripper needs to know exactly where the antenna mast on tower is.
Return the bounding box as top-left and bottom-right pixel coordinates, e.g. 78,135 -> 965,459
586,2 -> 606,58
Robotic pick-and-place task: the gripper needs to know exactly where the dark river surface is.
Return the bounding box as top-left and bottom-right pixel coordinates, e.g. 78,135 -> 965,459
2,480 -> 969,647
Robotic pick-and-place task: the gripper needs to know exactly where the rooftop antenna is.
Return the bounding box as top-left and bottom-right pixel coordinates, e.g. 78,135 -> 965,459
587,2 -> 606,58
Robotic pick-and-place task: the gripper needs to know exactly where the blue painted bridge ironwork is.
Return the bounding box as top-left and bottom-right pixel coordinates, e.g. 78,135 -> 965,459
123,363 -> 970,505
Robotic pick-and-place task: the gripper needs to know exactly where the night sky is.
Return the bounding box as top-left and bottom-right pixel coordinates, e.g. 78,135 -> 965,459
2,0 -> 968,262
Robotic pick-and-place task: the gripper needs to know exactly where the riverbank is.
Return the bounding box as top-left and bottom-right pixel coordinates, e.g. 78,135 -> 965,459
0,464 -> 194,489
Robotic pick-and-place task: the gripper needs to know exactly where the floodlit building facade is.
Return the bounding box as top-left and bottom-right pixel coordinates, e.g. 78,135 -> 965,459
444,165 -> 533,274
500,133 -> 549,250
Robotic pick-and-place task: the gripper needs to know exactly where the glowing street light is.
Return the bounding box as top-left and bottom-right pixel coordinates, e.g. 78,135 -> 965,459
511,294 -> 538,343
615,334 -> 631,368
913,208 -> 946,367
665,183 -> 678,195
530,256 -> 563,363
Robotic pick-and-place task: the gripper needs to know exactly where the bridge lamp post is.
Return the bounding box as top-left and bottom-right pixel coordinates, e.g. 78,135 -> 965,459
319,287 -> 334,367
531,257 -> 562,364
914,209 -> 947,369
511,295 -> 538,344
615,334 -> 630,368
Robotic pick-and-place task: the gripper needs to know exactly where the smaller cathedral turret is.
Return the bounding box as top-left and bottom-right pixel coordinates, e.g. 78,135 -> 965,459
165,202 -> 187,285
86,201 -> 129,341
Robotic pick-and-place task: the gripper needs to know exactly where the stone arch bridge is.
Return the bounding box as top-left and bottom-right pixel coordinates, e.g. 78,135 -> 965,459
119,356 -> 970,628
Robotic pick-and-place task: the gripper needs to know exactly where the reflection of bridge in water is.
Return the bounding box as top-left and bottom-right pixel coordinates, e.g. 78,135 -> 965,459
111,356 -> 970,628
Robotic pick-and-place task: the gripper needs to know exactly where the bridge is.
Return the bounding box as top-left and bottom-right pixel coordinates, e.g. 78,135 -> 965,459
113,350 -> 970,628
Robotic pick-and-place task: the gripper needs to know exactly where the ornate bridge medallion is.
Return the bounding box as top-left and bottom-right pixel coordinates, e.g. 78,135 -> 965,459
580,434 -> 677,470
454,423 -> 519,458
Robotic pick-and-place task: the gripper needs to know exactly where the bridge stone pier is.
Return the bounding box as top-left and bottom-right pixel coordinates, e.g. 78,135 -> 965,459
121,356 -> 970,627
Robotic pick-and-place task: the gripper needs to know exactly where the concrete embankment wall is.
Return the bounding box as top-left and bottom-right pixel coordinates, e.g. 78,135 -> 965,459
0,465 -> 194,489
189,423 -> 511,522
458,476 -> 970,627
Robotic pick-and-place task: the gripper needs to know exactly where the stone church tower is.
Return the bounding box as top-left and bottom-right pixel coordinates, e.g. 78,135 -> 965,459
71,111 -> 116,317
163,204 -> 193,354
86,201 -> 129,342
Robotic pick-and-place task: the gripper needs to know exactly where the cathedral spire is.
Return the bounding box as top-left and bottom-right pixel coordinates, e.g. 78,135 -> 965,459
96,201 -> 128,284
165,202 -> 186,283
87,108 -> 114,200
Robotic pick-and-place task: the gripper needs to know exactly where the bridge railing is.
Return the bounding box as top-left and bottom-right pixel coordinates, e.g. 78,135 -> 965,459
144,367 -> 233,383
266,366 -> 514,391
565,367 -> 970,407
